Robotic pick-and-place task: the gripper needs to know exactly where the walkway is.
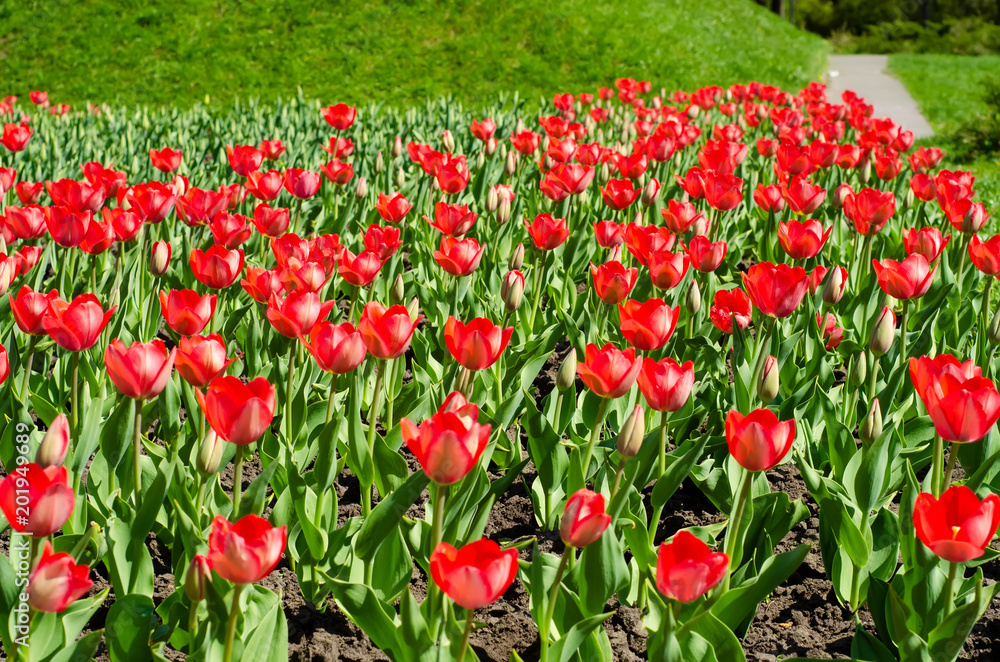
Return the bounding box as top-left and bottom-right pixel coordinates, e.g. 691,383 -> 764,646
827,54 -> 935,138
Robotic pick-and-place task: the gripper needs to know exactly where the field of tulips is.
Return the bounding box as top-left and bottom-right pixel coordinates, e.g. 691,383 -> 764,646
0,79 -> 998,662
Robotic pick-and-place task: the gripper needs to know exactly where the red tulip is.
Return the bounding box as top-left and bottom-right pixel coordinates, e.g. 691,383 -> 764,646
969,235 -> 1000,277
105,339 -> 176,400
266,290 -> 335,339
26,541 -> 92,613
150,241 -> 172,277
197,375 -> 276,446
684,236 -> 727,272
777,219 -> 832,260
190,246 -> 244,289
911,173 -> 937,202
600,178 -> 640,211
271,233 -> 311,267
703,170 -> 743,211
590,261 -> 638,305
648,248 -> 690,290
150,147 -> 182,173
430,539 -> 518,610
15,182 -> 43,205
909,355 -> 1000,442
226,144 -> 264,177
725,408 -> 796,472
624,224 -> 676,267
246,170 -> 283,201
46,207 -> 91,247
1,123 -> 32,152
16,245 -> 42,276
0,343 -> 6,386
210,211 -> 252,249
577,342 -> 641,399
6,205 -> 47,239
104,208 -> 143,243
305,321 -> 367,374
656,531 -> 728,603
471,118 -> 496,142
375,192 -> 411,224
638,357 -> 695,412
10,286 -> 59,335
525,214 -> 569,251
752,184 -> 786,213
444,316 -> 513,371
241,266 -> 286,303
46,179 -> 105,213
816,313 -> 844,351
259,139 -> 286,160
914,486 -> 1000,562
436,158 -> 470,195
0,463 -> 74,536
363,224 -> 402,261
176,187 -> 229,227
593,220 -> 624,248
548,163 -> 595,196
402,392 -> 491,485
283,169 -> 321,199
338,248 -> 384,287
126,182 -> 176,223
175,334 -> 234,387
844,188 -> 895,236
675,167 -> 707,199
432,237 -> 484,278
42,294 -> 116,352
872,254 -> 935,300
742,262 -> 809,318
561,489 -> 611,548
322,103 -> 357,130
619,299 -> 679,351
323,137 -> 355,160
251,203 -> 290,238
425,202 -> 477,237
358,302 -> 423,360
510,130 -> 541,155
903,227 -> 950,262
780,175 -> 826,215
208,514 -> 287,584
660,199 -> 705,234
78,220 -> 115,258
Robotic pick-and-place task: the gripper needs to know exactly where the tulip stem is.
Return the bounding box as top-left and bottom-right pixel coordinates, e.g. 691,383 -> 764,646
326,374 -> 338,425
860,232 -> 874,286
981,277 -> 994,353
529,251 -> 548,330
931,433 -> 944,497
868,354 -> 880,407
362,359 -> 386,525
188,601 -> 200,650
943,561 -> 958,622
721,468 -> 754,592
148,287 -> 160,342
133,400 -> 144,510
943,442 -> 959,493
20,335 -> 38,401
232,446 -> 246,517
285,344 -> 296,447
610,459 -> 627,505
455,609 -> 475,662
347,286 -> 360,323
648,412 -> 670,534
539,549 -> 571,662
222,583 -> 244,662
70,352 -> 80,443
898,299 -> 908,371
385,359 -> 396,431
578,398 -> 609,490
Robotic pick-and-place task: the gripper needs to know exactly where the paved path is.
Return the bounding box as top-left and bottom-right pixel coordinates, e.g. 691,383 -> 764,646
827,54 -> 934,138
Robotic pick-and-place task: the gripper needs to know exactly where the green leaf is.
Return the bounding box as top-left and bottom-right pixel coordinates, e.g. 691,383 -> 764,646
355,470 -> 429,560
244,593 -> 289,662
576,528 -> 629,616
106,594 -> 157,662
548,612 -> 613,662
237,458 -> 279,519
713,544 -> 810,631
101,397 -> 136,472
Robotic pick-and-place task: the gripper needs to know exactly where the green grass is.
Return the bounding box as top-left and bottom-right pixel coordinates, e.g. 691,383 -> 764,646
0,0 -> 826,110
889,53 -> 1000,208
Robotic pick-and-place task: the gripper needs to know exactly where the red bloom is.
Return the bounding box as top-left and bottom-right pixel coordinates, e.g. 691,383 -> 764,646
656,531 -> 728,603
266,289 -> 335,339
914,486 -> 1000,562
46,178 -> 105,213
175,334 -> 234,387
176,187 -> 229,227
271,233 -> 311,267
0,463 -> 74,537
363,224 -> 402,261
430,539 -> 518,610
909,355 -> 1000,442
246,170 -> 283,201
436,157 -> 470,195
10,286 -> 60,335
126,182 -> 177,223
510,130 -> 541,155
46,207 -> 91,247
844,188 -> 895,236
403,392 -> 491,485
702,170 -> 743,211
873,254 -> 935,300
675,167 -> 708,199
434,237 -> 486,277
82,162 -> 126,198
710,288 -> 752,335
322,103 -> 357,130
337,248 -> 383,287
210,211 -> 252,249
375,192 -> 412,224
283,169 -> 321,199
358,302 -> 423,360
548,163 -> 595,195
726,408 -> 796,472
903,227 -> 950,262
561,489 -> 611,548
197,375 -> 276,446
320,159 -> 354,186
742,262 -> 809,318
816,313 -> 844,351
104,208 -> 143,243
619,298 -> 679,351
26,541 -> 92,613
660,199 -> 705,234
305,321 -> 367,375
251,203 -> 290,238
426,202 -> 477,237
43,293 -> 116,352
590,261 -> 638,305
600,178 -> 640,211
593,220 -> 624,249
777,219 -> 832,260
684,236 -> 727,272
471,118 -> 496,141
648,248 -> 689,290
780,175 -> 826,215
969,235 -> 1000,277
444,317 -> 513,371
15,181 -> 44,205
149,147 -> 182,173
241,267 -> 285,303
6,205 -> 47,239
159,289 -> 216,335
104,339 -> 176,400
638,357 -> 695,412
910,173 -> 937,202
525,214 -> 569,251
259,139 -> 286,160
208,514 -> 287,584
190,246 -> 245,289
226,144 -> 264,178
577,342 -> 641,399
1,123 -> 32,152
77,212 -> 115,255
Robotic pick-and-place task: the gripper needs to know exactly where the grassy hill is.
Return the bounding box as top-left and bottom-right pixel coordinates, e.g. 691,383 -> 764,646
0,0 -> 826,109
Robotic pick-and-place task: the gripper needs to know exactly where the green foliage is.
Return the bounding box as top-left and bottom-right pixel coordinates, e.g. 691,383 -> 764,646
1,0 -> 825,110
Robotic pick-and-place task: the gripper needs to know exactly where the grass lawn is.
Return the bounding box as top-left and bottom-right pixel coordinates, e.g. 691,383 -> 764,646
0,0 -> 826,110
889,53 -> 1000,207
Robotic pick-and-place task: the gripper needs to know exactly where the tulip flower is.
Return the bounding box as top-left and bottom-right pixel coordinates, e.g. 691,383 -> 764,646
0,463 -> 74,536
425,202 -> 477,237
637,357 -> 695,412
251,203 -> 290,237
338,248 -> 384,287
600,178 -> 640,211
26,541 -> 93,613
560,489 -> 611,548
648,248 -> 690,290
969,235 -> 1000,277
577,342 -> 641,399
903,227 -> 950,262
190,246 -> 245,289
619,299 -> 679,351
362,224 -> 402,261
725,408 -> 796,472
1,123 -> 32,152
209,211 -> 252,249
471,118 -> 496,141
525,214 -> 569,251
358,302 -> 423,360
225,144 -> 263,177
241,266 -> 286,303
911,173 -> 937,202
46,206 -> 91,247
684,236 -> 727,273
43,293 -> 116,352
105,339 -> 176,400
844,188 -> 895,236
375,192 -> 412,224
590,261 -> 638,305
246,170 -> 283,201
624,224 -> 676,267
873,254 -> 935,300
910,355 -> 1000,445
159,289 -> 216,335
816,313 -> 844,351
305,321 -> 367,375
266,290 -> 335,339
36,414 -> 70,468
322,103 -> 357,130
283,169 -> 321,199
780,175 -> 826,215
176,334 -> 235,388
593,220 -> 625,249
430,539 -> 518,610
548,163 -> 595,196
402,392 -> 491,485
10,286 -> 59,336
271,233 -> 311,266
320,159 -> 354,186
46,179 -> 105,213
753,183 -> 786,213
433,237 -> 485,277
197,376 -> 276,446
15,182 -> 44,205
742,262 -> 809,318
150,147 -> 182,172
127,182 -> 177,223
444,316 -> 513,372
6,205 -> 47,239
436,159 -> 470,195
176,187 -> 230,227
703,170 -> 743,211
208,513 -> 287,584
914,486 -> 1000,562
656,531 -> 729,603
777,219 -> 832,260
105,208 -> 143,243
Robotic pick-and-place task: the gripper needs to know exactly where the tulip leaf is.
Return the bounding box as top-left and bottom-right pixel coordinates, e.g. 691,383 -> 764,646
355,470 -> 429,560
685,611 -> 747,662
548,611 -> 613,662
797,454 -> 870,569
712,543 -> 810,631
101,397 -> 136,472
328,580 -> 402,657
851,624 -> 897,662
287,466 -> 327,559
131,458 -> 173,542
106,594 -> 156,662
244,594 -> 289,662
649,433 -> 710,512
49,629 -> 105,662
372,432 -> 408,497
928,575 -> 1000,662
346,372 -> 375,490
576,528 -> 629,617
237,457 -> 279,520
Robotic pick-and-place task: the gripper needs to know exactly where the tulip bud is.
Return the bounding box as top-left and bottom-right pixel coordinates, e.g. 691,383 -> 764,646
498,141 -> 507,160
822,267 -> 846,306
632,209 -> 644,226
641,178 -> 660,207
860,398 -> 883,443
149,240 -> 171,277
406,297 -> 421,320
354,176 -> 368,199
598,163 -> 610,186
832,183 -> 853,210
616,404 -> 646,458
673,152 -> 683,170
503,273 -> 524,313
392,136 -> 403,159
374,151 -> 384,174
505,151 -> 517,176
902,188 -> 914,211
196,429 -> 224,476
685,278 -> 701,315
475,151 -> 485,170
850,353 -> 868,388
497,197 -> 512,225
691,214 -> 710,237
36,414 -> 70,468
395,167 -> 405,190
509,243 -> 524,271
391,273 -> 405,304
516,118 -> 525,134
860,160 -> 871,184
990,307 -> 1000,347
485,137 -> 497,157
557,349 -> 577,391
485,186 -> 499,213
442,129 -> 455,153
869,306 -> 896,357
184,554 -> 212,603
756,355 -> 779,403
0,236 -> 6,255
543,154 -> 555,171
687,105 -> 700,120
963,203 -> 989,235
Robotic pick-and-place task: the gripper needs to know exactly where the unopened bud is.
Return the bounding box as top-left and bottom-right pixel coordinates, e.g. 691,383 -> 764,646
641,178 -> 661,207
485,137 -> 497,157
149,240 -> 171,277
963,203 -> 989,235
516,118 -> 526,134
0,237 -> 6,255
691,214 -> 710,237
196,429 -> 224,476
543,154 -> 555,171
902,188 -> 914,211
485,187 -> 499,213
395,167 -> 405,190
685,279 -> 701,315
442,129 -> 455,153
502,270 -> 525,313
406,297 -> 421,320
598,163 -> 611,186
869,306 -> 896,357
756,355 -> 779,403
832,183 -> 853,210
475,151 -> 485,170
616,404 -> 646,458
557,349 -> 577,391
505,151 -> 517,176
391,274 -> 405,304
184,555 -> 212,602
374,151 -> 384,174
497,141 -> 507,160
860,398 -> 883,443
822,266 -> 847,306
36,414 -> 70,468
849,353 -> 868,388
391,136 -> 403,159
687,105 -> 700,120
509,243 -> 524,271
860,160 -> 871,184
354,176 -> 368,199
497,197 -> 512,225
990,307 -> 1000,347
